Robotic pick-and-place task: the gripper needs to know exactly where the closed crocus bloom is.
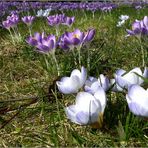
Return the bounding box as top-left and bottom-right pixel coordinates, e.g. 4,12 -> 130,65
65,87 -> 106,126
115,67 -> 145,89
22,16 -> 35,26
84,29 -> 95,43
2,19 -> 12,30
126,85 -> 148,117
85,74 -> 110,94
84,76 -> 100,94
62,16 -> 75,26
56,66 -> 87,94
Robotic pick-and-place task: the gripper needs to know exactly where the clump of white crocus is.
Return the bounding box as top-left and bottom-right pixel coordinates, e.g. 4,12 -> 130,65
117,15 -> 129,27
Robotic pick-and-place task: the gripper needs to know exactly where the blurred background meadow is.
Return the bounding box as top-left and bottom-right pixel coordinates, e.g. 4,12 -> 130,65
0,1 -> 148,147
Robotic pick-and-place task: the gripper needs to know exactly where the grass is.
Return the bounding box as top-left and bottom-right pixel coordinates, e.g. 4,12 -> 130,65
0,5 -> 148,147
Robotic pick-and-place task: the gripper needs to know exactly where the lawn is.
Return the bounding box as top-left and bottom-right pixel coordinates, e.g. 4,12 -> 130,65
0,1 -> 148,147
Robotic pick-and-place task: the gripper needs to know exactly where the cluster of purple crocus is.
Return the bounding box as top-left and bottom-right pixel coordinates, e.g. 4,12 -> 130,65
2,14 -> 35,30
56,66 -> 148,127
26,28 -> 95,53
0,2 -> 118,20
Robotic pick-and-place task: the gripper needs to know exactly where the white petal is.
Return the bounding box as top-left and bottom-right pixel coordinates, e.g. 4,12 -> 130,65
76,92 -> 95,112
56,76 -> 80,94
94,87 -> 107,112
127,85 -> 148,106
65,105 -> 79,124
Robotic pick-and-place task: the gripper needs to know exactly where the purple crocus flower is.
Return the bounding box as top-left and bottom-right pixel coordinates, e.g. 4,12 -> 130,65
2,14 -> 19,29
58,28 -> 95,50
126,84 -> 148,117
47,14 -> 65,26
126,16 -> 148,36
62,16 -> 75,26
84,29 -> 96,43
26,32 -> 56,54
59,29 -> 85,50
22,16 -> 35,26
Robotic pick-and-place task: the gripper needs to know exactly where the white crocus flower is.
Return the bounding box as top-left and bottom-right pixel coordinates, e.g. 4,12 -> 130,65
117,20 -> 125,27
56,66 -> 87,94
85,74 -> 110,94
117,15 -> 129,27
36,9 -> 51,17
115,67 -> 146,90
126,84 -> 148,117
119,15 -> 129,21
65,87 -> 107,126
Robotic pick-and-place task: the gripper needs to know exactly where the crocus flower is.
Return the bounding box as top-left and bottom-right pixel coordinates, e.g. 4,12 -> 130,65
22,16 -> 35,26
117,15 -> 129,27
26,32 -> 56,54
56,66 -> 87,94
126,84 -> 148,117
115,67 -> 146,89
117,20 -> 125,27
59,28 -> 95,50
65,87 -> 107,126
83,29 -> 96,43
126,16 -> 148,36
62,16 -> 75,26
119,15 -> 129,21
36,9 -> 51,17
85,74 -> 110,94
47,14 -> 65,26
59,29 -> 85,50
2,14 -> 19,29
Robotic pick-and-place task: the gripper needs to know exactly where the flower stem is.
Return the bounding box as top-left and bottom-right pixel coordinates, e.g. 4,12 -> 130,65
138,37 -> 145,67
8,29 -> 15,45
56,26 -> 59,37
72,49 -> 77,67
77,46 -> 82,68
28,25 -> 32,36
52,53 -> 60,76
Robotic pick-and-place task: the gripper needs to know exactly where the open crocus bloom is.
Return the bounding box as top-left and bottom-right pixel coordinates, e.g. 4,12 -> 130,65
58,28 -> 95,50
84,74 -> 110,94
26,32 -> 56,54
115,67 -> 146,89
56,66 -> 87,94
22,16 -> 35,26
126,85 -> 148,117
65,87 -> 107,126
126,16 -> 148,36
